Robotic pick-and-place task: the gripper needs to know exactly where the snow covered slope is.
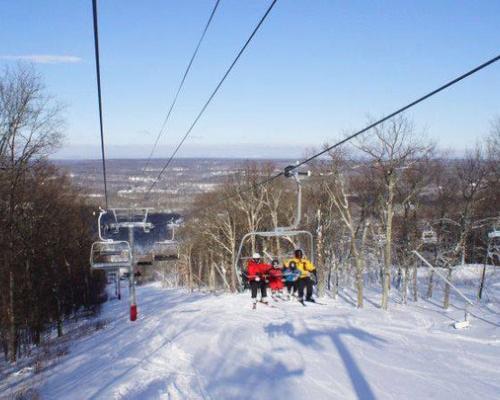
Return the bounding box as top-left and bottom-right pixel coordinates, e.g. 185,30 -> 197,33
3,281 -> 500,400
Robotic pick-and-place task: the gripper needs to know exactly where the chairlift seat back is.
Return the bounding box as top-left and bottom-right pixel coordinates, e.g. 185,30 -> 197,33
154,241 -> 179,261
91,241 -> 132,270
422,230 -> 437,244
488,230 -> 500,239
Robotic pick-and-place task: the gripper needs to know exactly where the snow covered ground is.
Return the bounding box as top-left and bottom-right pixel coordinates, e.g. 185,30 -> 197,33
2,267 -> 500,400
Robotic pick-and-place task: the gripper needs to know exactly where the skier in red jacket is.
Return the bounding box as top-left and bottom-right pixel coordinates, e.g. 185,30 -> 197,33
268,259 -> 284,301
247,253 -> 271,308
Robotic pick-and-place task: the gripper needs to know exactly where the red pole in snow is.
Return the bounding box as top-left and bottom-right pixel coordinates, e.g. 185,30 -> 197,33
130,304 -> 137,321
129,226 -> 138,321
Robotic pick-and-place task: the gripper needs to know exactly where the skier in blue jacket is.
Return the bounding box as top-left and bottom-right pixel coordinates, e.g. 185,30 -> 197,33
283,261 -> 300,300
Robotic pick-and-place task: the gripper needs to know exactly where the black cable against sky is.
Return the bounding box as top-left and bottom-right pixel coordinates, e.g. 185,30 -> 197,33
186,53 -> 500,218
145,0 -> 279,197
142,0 -> 221,174
92,0 -> 109,209
292,53 -> 500,172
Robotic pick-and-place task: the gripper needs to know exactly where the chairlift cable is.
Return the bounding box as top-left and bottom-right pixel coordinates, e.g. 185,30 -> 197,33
186,53 -> 500,218
291,53 -> 500,173
145,0 -> 280,197
142,0 -> 222,174
92,0 -> 109,209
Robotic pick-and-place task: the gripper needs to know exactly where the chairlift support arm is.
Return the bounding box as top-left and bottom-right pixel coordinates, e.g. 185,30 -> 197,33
284,166 -> 310,230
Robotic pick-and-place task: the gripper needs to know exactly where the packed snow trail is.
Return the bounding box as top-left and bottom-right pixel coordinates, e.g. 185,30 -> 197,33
5,280 -> 500,400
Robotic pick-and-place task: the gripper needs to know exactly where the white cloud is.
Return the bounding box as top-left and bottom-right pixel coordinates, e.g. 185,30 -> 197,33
0,54 -> 82,64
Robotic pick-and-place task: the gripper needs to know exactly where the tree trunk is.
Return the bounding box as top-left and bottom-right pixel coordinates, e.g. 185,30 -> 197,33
327,259 -> 332,291
426,270 -> 434,298
412,262 -> 418,302
209,252 -> 215,292
56,295 -> 63,338
402,267 -> 409,304
329,257 -> 338,299
354,255 -> 364,308
8,269 -> 17,362
187,252 -> 193,293
443,268 -> 452,309
316,209 -> 326,297
478,259 -> 488,300
381,176 -> 395,310
230,237 -> 237,292
333,261 -> 339,299
197,257 -> 203,290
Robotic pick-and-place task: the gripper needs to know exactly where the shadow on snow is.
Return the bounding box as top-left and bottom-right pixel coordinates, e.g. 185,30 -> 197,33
264,322 -> 386,400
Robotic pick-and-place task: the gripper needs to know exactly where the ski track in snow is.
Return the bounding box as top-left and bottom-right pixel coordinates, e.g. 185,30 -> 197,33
2,281 -> 500,400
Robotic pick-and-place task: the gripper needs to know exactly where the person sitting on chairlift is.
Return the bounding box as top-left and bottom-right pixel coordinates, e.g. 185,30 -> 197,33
268,259 -> 285,300
247,253 -> 271,307
288,249 -> 317,303
283,260 -> 300,300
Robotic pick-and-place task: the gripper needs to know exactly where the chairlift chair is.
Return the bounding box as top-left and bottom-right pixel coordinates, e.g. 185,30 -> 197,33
234,165 -> 314,289
153,223 -> 180,261
137,252 -> 154,266
90,240 -> 132,270
422,229 -> 437,244
486,225 -> 500,262
488,230 -> 500,239
487,243 -> 500,260
154,240 -> 180,261
374,233 -> 387,247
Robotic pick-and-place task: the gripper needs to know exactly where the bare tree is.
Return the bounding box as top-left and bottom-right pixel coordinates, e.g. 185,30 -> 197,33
0,65 -> 63,361
229,163 -> 266,254
353,115 -> 433,310
315,149 -> 369,307
453,146 -> 489,264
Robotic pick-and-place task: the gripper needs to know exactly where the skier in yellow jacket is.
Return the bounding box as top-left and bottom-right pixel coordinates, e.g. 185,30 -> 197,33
287,249 -> 317,304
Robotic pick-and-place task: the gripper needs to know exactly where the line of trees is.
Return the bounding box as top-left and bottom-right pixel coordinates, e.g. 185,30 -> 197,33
0,65 -> 106,362
178,114 -> 500,310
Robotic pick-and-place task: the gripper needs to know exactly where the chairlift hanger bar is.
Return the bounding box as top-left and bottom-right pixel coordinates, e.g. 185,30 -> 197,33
92,0 -> 109,209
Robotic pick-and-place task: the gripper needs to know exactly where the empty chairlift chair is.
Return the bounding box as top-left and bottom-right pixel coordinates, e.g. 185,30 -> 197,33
90,240 -> 132,270
422,228 -> 437,245
487,227 -> 500,262
153,223 -> 180,261
488,228 -> 500,240
153,240 -> 179,261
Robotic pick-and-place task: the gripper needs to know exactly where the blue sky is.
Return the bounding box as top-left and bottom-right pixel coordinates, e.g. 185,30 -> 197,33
1,0 -> 499,159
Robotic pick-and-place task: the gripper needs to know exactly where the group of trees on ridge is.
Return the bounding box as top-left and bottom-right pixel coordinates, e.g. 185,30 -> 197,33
177,115 -> 500,311
0,66 -> 106,362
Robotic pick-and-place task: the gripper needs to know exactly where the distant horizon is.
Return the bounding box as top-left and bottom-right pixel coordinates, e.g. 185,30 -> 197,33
50,152 -> 470,163
50,140 -> 475,161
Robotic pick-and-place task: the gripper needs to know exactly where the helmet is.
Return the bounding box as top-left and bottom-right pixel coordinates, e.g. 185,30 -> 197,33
289,261 -> 297,269
271,259 -> 280,268
294,249 -> 303,258
252,252 -> 261,259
